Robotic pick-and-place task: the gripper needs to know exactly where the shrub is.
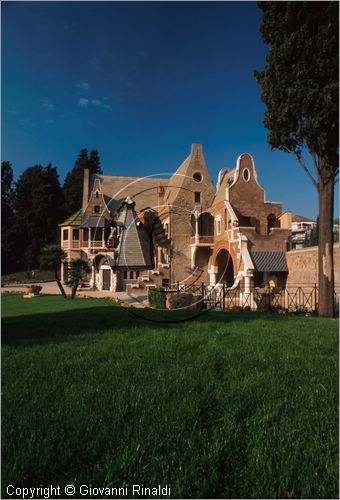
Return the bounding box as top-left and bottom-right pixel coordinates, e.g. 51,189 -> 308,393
148,287 -> 166,309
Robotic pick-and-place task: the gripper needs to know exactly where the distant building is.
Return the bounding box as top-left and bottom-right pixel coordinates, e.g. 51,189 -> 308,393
291,215 -> 317,249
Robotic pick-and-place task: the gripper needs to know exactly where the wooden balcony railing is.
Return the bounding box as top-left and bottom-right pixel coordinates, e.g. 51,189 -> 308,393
190,235 -> 214,244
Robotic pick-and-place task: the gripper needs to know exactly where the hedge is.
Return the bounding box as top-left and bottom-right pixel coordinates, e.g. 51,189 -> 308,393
148,287 -> 166,309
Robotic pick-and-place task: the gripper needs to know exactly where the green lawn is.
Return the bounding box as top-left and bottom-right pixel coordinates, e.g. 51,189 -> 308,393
2,294 -> 338,498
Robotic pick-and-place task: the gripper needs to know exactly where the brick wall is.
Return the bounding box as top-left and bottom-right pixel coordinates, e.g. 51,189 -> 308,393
286,243 -> 339,286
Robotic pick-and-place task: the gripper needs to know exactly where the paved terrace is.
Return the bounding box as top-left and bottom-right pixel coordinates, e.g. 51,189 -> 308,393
1,282 -> 148,308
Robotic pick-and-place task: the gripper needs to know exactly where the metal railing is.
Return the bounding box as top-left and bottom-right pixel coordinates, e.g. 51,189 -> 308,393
163,283 -> 339,313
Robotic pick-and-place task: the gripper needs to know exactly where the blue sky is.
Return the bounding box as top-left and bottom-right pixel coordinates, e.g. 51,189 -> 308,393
2,1 -> 337,219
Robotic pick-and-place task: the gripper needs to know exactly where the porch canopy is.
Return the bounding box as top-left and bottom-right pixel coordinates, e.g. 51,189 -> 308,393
80,216 -> 107,228
250,251 -> 288,272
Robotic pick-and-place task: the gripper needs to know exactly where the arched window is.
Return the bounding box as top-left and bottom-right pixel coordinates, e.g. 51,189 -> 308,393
267,213 -> 278,233
94,205 -> 100,214
199,212 -> 214,236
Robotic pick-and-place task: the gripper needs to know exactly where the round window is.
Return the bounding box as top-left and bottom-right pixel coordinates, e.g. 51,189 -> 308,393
193,172 -> 202,182
242,168 -> 250,182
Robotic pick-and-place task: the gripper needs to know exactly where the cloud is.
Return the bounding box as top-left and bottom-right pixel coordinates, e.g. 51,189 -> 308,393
78,98 -> 89,108
42,97 -> 55,111
78,97 -> 111,110
76,81 -> 90,90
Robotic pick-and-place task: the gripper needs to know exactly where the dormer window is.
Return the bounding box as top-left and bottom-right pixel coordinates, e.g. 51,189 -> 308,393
94,205 -> 100,214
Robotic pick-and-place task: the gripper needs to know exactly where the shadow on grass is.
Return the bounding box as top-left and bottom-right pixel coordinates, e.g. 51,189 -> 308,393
2,296 -> 290,347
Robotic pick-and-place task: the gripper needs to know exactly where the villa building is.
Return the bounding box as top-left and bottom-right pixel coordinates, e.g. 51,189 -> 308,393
291,215 -> 317,249
60,144 -> 292,292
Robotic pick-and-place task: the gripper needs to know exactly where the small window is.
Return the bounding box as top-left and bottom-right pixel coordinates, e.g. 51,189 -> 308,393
136,270 -> 140,278
130,271 -> 134,279
96,192 -> 99,198
63,229 -> 68,240
195,192 -> 201,203
94,205 -> 100,214
91,227 -> 103,241
123,271 -> 127,279
165,223 -> 169,235
73,229 -> 79,240
193,172 -> 202,182
217,219 -> 221,235
242,168 -> 250,182
83,228 -> 89,241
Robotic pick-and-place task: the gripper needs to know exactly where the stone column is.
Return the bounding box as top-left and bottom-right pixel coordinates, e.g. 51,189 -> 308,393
89,263 -> 95,288
111,271 -> 117,292
208,265 -> 217,286
193,210 -> 200,244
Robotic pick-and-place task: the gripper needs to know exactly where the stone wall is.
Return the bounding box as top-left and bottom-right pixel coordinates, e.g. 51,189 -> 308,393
286,243 -> 339,286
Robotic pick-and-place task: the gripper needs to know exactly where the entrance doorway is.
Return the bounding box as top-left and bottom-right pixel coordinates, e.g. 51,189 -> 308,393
102,269 -> 111,290
215,249 -> 234,286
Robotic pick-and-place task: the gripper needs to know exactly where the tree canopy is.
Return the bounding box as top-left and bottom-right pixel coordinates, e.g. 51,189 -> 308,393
12,164 -> 64,269
1,162 -> 15,273
254,1 -> 339,317
63,148 -> 102,217
254,1 -> 338,187
40,243 -> 67,298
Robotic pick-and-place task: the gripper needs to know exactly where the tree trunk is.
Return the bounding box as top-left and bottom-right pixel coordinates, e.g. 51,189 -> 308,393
54,265 -> 67,299
71,282 -> 79,299
318,176 -> 335,317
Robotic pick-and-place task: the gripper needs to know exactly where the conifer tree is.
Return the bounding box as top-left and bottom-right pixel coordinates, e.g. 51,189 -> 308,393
1,161 -> 15,272
254,1 -> 338,316
12,164 -> 63,270
62,148 -> 102,217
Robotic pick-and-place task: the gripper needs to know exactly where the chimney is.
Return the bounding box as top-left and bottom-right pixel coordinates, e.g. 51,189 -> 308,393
82,168 -> 90,211
158,185 -> 165,208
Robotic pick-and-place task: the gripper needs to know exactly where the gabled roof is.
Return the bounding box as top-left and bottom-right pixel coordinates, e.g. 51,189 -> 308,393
115,199 -> 152,269
250,251 -> 288,272
213,169 -> 236,205
59,209 -> 82,227
292,215 -> 315,223
164,144 -> 215,208
91,174 -> 167,213
164,155 -> 191,206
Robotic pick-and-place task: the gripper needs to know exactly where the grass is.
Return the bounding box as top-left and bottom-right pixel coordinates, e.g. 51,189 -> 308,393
2,294 -> 338,498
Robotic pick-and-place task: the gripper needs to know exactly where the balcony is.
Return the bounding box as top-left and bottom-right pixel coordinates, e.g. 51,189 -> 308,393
190,235 -> 214,245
